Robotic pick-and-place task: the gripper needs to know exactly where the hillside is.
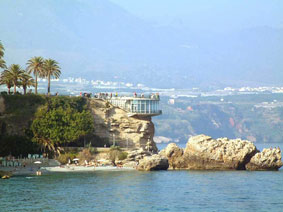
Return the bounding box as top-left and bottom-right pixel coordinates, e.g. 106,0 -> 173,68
154,94 -> 283,143
0,0 -> 282,88
0,94 -> 157,156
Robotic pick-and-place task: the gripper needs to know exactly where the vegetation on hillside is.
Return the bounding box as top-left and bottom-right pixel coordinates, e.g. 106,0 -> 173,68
155,94 -> 283,143
31,96 -> 94,154
0,39 -> 103,156
108,146 -> 128,165
0,95 -> 95,157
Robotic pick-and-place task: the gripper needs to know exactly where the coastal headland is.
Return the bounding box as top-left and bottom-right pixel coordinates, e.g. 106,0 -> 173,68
0,94 -> 282,177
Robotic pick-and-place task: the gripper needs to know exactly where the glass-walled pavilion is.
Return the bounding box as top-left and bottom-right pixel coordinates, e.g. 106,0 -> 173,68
109,97 -> 162,116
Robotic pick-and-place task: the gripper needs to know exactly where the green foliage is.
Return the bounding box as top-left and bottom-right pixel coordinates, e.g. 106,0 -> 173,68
77,148 -> 94,162
0,41 -> 6,69
31,96 -> 94,152
109,150 -> 120,164
118,151 -> 128,160
26,56 -> 45,94
0,135 -> 40,157
57,152 -> 77,164
43,58 -> 61,94
109,146 -> 128,162
110,146 -> 121,151
2,94 -> 46,114
5,64 -> 25,94
88,147 -> 98,154
47,96 -> 87,112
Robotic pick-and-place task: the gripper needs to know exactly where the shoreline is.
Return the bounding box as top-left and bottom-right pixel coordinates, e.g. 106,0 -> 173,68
0,165 -> 136,176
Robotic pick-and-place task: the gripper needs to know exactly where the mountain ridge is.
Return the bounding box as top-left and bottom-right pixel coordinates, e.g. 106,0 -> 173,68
1,0 -> 282,88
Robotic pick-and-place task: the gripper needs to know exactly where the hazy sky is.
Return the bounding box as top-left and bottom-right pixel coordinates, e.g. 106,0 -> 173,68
110,0 -> 283,31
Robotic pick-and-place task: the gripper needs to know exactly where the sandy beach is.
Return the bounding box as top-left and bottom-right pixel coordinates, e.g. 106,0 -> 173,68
41,165 -> 135,173
0,165 -> 135,176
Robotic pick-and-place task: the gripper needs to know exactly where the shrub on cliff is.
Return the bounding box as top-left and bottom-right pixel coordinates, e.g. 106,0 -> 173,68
77,149 -> 95,163
109,146 -> 128,164
57,152 -> 77,164
118,151 -> 128,160
31,97 -> 94,154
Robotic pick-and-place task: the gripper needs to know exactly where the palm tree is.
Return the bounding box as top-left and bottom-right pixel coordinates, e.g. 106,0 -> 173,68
0,58 -> 5,69
0,41 -> 4,58
26,56 -> 44,94
6,64 -> 24,94
43,59 -> 61,94
0,70 -> 13,94
0,41 -> 6,69
20,72 -> 35,94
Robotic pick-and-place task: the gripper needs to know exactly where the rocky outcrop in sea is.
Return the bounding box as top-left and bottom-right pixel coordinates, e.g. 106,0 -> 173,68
137,154 -> 169,171
246,148 -> 282,170
158,135 -> 282,171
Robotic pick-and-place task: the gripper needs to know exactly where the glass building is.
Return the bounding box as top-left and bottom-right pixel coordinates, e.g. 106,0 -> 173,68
109,97 -> 162,116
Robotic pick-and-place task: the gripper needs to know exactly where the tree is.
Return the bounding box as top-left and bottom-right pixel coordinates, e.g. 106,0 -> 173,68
20,72 -> 35,94
26,56 -> 44,94
0,41 -> 6,69
0,70 -> 13,94
31,97 -> 94,154
6,64 -> 24,94
43,59 -> 61,94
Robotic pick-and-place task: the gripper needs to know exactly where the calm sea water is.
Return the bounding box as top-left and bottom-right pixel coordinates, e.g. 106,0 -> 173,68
0,142 -> 282,212
1,170 -> 283,212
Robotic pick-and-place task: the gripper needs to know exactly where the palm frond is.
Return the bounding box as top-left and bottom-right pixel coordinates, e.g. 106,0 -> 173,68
26,56 -> 45,76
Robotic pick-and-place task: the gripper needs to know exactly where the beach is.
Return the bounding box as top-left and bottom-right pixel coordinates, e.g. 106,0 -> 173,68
0,164 -> 135,176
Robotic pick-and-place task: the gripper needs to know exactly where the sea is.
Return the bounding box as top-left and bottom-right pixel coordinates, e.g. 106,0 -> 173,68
1,143 -> 283,212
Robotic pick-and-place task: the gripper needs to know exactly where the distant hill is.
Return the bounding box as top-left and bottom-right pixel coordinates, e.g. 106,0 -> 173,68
154,94 -> 283,143
1,0 -> 282,88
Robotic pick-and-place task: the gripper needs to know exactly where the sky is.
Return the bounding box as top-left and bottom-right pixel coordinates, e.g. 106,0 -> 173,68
110,0 -> 283,31
1,0 -> 283,87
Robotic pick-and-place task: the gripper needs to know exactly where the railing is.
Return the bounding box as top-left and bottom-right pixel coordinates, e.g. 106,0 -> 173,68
128,109 -> 162,115
93,93 -> 160,100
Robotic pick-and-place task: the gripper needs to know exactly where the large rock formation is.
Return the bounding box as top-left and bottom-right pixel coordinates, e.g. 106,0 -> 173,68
159,143 -> 184,169
88,99 -> 157,152
183,135 -> 257,170
137,154 -> 169,171
160,135 -> 282,171
246,148 -> 283,171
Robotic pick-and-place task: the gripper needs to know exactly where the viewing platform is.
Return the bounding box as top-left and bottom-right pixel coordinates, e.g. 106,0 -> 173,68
95,93 -> 162,117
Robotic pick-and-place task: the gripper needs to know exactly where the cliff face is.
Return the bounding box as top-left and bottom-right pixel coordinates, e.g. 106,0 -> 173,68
0,95 -> 158,152
88,99 -> 157,152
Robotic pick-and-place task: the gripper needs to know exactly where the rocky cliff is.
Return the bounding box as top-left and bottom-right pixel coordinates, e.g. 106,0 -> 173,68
88,99 -> 157,152
160,135 -> 282,171
0,95 -> 158,153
